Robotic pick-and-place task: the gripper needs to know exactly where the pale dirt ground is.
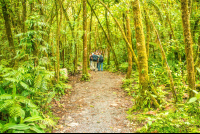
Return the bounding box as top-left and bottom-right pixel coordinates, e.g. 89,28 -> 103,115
52,70 -> 135,133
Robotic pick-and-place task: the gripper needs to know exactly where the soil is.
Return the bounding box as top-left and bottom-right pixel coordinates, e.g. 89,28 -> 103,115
51,70 -> 135,133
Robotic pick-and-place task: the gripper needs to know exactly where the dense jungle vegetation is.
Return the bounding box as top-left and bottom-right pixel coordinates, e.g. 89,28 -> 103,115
0,0 -> 200,133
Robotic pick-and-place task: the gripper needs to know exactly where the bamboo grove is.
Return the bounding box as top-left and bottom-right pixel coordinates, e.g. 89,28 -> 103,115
0,0 -> 200,133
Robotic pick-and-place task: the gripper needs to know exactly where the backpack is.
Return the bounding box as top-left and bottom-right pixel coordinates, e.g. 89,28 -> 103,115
99,55 -> 104,62
90,55 -> 92,61
92,55 -> 98,61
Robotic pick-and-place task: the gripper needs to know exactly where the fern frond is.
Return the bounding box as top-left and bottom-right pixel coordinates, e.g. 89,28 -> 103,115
0,94 -> 12,100
9,105 -> 25,119
42,118 -> 56,127
20,82 -> 34,93
34,75 -> 42,89
46,92 -> 55,104
17,96 -> 38,109
29,126 -> 45,133
4,78 -> 19,83
0,99 -> 14,111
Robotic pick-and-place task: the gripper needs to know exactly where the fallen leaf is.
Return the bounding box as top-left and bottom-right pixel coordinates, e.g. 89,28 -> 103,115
145,111 -> 156,115
151,130 -> 158,133
90,105 -> 94,108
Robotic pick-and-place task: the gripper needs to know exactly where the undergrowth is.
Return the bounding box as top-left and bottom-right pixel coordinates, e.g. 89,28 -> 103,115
120,60 -> 200,133
0,60 -> 71,133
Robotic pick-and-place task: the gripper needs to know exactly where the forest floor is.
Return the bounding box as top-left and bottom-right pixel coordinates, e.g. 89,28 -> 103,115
51,70 -> 136,133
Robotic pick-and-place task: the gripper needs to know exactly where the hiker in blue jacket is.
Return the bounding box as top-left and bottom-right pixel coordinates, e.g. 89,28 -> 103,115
98,53 -> 104,71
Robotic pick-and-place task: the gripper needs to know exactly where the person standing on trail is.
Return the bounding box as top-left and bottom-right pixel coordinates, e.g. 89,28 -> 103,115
91,52 -> 98,71
97,52 -> 100,70
89,52 -> 93,70
98,53 -> 104,71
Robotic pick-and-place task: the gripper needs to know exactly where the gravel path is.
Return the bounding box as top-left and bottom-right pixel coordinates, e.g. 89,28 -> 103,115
52,71 -> 134,133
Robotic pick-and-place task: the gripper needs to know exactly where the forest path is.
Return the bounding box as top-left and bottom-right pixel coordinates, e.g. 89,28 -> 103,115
52,70 -> 134,133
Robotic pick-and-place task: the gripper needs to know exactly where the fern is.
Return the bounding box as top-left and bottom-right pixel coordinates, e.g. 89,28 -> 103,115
29,126 -> 45,133
0,94 -> 12,100
46,92 -> 55,104
9,105 -> 25,119
42,118 -> 56,127
0,99 -> 14,111
17,96 -> 38,108
34,75 -> 42,89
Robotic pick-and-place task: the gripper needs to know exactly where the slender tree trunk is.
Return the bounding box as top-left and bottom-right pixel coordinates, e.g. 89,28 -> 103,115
181,0 -> 196,98
82,0 -> 89,80
14,0 -> 22,32
22,0 -> 26,33
123,13 -> 127,36
74,13 -> 80,74
132,0 -> 149,98
55,0 -> 62,82
105,4 -> 110,65
94,26 -> 97,51
126,10 -> 133,79
144,9 -> 150,59
88,8 -> 93,67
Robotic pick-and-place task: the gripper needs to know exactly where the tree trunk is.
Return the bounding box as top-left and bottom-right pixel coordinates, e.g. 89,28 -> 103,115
105,3 -> 110,66
132,0 -> 148,97
22,0 -> 26,33
82,0 -> 89,80
125,10 -> 133,79
144,9 -> 150,59
55,0 -> 62,83
88,8 -> 93,67
1,0 -> 15,60
181,0 -> 196,98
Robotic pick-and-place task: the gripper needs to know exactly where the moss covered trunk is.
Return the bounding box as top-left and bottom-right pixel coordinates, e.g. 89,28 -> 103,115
82,0 -> 89,80
1,0 -> 15,60
181,0 -> 196,98
144,9 -> 150,59
125,10 -> 133,79
132,0 -> 149,96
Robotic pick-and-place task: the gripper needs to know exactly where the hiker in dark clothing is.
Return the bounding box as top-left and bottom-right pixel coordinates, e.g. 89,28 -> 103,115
91,52 -> 99,71
89,52 -> 93,70
98,53 -> 104,71
97,52 -> 100,70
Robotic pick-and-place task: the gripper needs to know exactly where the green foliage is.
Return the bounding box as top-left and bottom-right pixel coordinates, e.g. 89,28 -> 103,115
0,63 -> 58,133
81,73 -> 90,81
119,62 -> 128,73
103,61 -> 118,73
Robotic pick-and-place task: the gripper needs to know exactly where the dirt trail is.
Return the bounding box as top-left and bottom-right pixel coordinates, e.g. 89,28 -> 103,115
52,71 -> 134,133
